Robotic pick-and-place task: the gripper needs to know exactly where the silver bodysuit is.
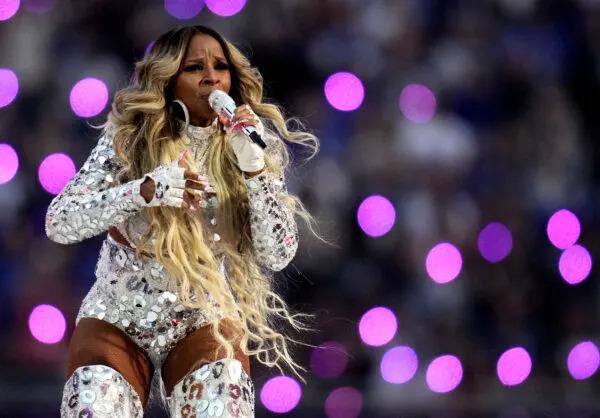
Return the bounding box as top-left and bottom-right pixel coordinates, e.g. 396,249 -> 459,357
45,119 -> 298,369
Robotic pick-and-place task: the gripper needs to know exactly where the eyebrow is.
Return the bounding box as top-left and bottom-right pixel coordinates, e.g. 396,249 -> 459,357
184,56 -> 227,64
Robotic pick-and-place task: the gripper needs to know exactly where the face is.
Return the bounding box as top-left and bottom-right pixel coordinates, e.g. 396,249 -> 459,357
174,33 -> 232,127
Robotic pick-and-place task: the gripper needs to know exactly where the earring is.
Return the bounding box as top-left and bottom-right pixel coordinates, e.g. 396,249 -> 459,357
171,99 -> 190,133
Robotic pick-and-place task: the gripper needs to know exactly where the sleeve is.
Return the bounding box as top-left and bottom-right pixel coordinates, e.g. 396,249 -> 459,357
45,128 -> 147,245
243,129 -> 298,271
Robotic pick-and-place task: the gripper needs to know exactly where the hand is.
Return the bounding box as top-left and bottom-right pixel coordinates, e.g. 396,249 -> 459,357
220,104 -> 265,173
140,150 -> 215,210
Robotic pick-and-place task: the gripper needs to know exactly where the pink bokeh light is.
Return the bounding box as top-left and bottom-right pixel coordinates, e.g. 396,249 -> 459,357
0,68 -> 19,108
164,0 -> 204,19
260,376 -> 301,414
547,209 -> 581,250
28,304 -> 66,344
324,387 -> 363,418
567,341 -> 600,380
310,341 -> 348,379
478,222 -> 513,263
69,78 -> 109,118
38,153 -> 76,195
496,347 -> 532,386
358,306 -> 397,347
324,72 -> 365,111
425,242 -> 463,284
0,0 -> 20,21
0,144 -> 19,184
205,0 -> 246,16
380,346 -> 418,384
426,355 -> 463,393
22,0 -> 55,14
356,195 -> 396,237
559,244 -> 592,285
399,84 -> 437,123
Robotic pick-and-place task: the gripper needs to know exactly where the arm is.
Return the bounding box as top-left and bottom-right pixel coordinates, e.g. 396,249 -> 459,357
45,128 -> 147,244
244,130 -> 298,271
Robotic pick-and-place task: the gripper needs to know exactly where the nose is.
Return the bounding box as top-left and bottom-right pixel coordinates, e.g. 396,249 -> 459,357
202,67 -> 219,86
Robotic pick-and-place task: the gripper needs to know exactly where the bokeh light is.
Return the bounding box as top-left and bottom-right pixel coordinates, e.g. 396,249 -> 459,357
324,387 -> 363,418
547,209 -> 581,250
358,306 -> 397,347
260,376 -> 301,414
357,195 -> 396,237
324,72 -> 365,111
22,0 -> 56,14
310,341 -> 349,379
478,222 -> 513,263
0,68 -> 19,108
0,0 -> 20,21
559,244 -> 592,285
426,355 -> 463,393
28,304 -> 66,344
567,341 -> 600,380
497,347 -> 532,386
205,0 -> 245,16
164,0 -> 204,19
38,153 -> 76,195
69,78 -> 109,118
399,83 -> 437,123
145,40 -> 156,56
425,242 -> 463,284
380,346 -> 418,384
0,144 -> 19,184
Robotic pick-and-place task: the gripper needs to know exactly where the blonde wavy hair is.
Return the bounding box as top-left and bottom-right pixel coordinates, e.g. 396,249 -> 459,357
105,25 -> 320,377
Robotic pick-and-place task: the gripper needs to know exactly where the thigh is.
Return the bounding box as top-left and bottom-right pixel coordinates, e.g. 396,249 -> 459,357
162,319 -> 250,397
66,317 -> 154,406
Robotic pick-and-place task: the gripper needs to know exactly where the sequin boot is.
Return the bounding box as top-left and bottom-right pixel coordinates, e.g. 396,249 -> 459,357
60,365 -> 143,417
168,359 -> 254,418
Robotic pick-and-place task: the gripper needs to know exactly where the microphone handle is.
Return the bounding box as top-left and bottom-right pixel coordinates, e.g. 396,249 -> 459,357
220,108 -> 267,149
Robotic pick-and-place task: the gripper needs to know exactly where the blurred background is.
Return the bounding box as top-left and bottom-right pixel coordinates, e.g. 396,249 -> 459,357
1,0 -> 600,416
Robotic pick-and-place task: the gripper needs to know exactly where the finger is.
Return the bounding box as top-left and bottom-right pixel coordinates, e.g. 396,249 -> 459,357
178,150 -> 188,168
185,180 -> 209,190
184,170 -> 208,182
219,114 -> 231,126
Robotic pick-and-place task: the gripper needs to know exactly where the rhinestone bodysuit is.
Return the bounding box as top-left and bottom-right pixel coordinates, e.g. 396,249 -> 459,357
45,119 -> 298,368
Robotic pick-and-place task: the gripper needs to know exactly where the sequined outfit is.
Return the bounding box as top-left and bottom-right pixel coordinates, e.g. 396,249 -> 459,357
47,119 -> 297,416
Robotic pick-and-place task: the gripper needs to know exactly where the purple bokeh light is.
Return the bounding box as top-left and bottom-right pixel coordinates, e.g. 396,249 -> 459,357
22,0 -> 55,14
310,341 -> 349,379
38,153 -> 76,195
357,195 -> 396,237
324,387 -> 363,418
559,244 -> 592,285
358,306 -> 398,347
324,72 -> 365,111
380,346 -> 418,384
399,84 -> 437,123
547,209 -> 581,250
0,68 -> 19,108
205,0 -> 246,16
69,78 -> 109,118
567,341 -> 600,380
164,0 -> 204,19
358,306 -> 397,347
145,40 -> 156,56
478,222 -> 513,263
0,144 -> 19,184
260,376 -> 301,414
0,0 -> 20,21
28,304 -> 66,344
426,355 -> 463,393
497,347 -> 532,386
425,242 -> 463,284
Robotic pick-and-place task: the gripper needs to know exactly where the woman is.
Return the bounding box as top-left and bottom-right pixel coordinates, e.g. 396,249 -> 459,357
46,25 -> 318,417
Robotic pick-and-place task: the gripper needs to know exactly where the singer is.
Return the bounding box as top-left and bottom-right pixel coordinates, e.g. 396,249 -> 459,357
46,25 -> 319,417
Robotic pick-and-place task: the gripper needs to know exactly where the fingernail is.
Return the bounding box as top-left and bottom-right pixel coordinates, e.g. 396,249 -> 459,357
190,205 -> 197,211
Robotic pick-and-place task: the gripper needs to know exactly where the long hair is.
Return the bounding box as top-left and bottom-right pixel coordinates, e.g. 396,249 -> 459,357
105,25 -> 321,377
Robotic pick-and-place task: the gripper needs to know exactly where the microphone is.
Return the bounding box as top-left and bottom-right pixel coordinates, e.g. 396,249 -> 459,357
208,90 -> 267,149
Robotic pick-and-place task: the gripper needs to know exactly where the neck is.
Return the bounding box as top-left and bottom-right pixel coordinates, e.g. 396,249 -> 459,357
190,115 -> 217,127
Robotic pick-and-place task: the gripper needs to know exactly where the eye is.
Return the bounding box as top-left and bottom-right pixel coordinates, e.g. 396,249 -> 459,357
215,62 -> 229,70
184,64 -> 203,72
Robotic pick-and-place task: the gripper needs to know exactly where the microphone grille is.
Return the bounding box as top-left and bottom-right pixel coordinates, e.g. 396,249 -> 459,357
208,90 -> 233,112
